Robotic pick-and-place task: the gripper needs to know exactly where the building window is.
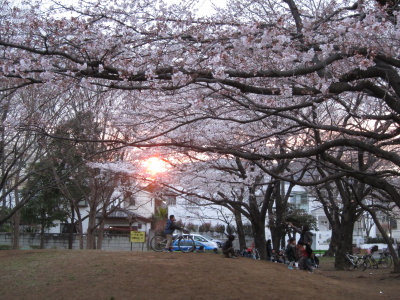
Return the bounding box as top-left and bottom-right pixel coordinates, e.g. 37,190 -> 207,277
77,199 -> 88,207
301,194 -> 308,204
61,223 -> 77,233
124,191 -> 136,206
185,195 -> 198,207
164,195 -> 176,206
290,193 -> 309,211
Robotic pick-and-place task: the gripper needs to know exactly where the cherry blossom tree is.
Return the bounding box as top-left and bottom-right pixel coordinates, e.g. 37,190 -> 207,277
2,0 -> 400,271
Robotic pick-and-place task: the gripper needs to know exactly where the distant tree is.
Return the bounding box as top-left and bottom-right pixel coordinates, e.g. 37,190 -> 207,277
20,159 -> 69,248
152,207 -> 168,233
199,222 -> 212,233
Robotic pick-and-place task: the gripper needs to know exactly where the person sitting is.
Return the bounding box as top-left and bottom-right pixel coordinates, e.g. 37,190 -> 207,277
277,250 -> 285,263
285,237 -> 297,269
222,235 -> 238,259
271,249 -> 279,262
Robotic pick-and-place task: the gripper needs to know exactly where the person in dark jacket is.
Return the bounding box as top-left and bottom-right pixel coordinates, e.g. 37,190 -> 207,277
222,235 -> 238,258
266,239 -> 272,261
163,215 -> 182,252
285,237 -> 297,269
289,223 -> 313,247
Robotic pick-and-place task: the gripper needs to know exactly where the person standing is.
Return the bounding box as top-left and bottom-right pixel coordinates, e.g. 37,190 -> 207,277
289,223 -> 313,247
163,215 -> 183,252
266,239 -> 272,261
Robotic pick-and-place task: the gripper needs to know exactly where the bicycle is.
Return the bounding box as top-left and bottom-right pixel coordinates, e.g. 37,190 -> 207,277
251,248 -> 261,260
150,231 -> 195,253
345,253 -> 364,270
376,249 -> 392,268
362,254 -> 379,271
239,247 -> 260,259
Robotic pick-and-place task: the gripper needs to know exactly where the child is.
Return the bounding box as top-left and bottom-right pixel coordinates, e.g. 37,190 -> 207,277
285,237 -> 297,269
298,243 -> 314,273
222,235 -> 238,258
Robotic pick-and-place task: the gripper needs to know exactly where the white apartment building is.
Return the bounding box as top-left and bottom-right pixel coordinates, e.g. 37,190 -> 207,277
168,184 -> 399,251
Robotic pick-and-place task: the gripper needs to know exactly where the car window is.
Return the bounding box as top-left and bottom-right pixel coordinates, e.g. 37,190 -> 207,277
194,236 -> 206,242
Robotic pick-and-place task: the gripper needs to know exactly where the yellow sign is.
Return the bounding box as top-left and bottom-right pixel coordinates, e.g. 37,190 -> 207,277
130,231 -> 146,243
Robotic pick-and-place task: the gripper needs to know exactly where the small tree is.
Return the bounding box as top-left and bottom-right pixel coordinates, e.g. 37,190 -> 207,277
21,159 -> 70,248
199,222 -> 212,233
151,207 -> 168,233
185,222 -> 198,232
212,224 -> 225,234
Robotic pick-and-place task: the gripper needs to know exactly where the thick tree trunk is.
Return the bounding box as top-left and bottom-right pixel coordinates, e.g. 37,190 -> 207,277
12,211 -> 20,250
324,226 -> 340,256
96,220 -> 105,250
334,220 -> 356,270
86,207 -> 98,249
269,220 -> 286,253
252,221 -> 267,260
234,209 -> 246,250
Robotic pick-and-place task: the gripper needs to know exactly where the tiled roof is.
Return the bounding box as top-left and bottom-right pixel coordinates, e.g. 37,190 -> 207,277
97,208 -> 152,223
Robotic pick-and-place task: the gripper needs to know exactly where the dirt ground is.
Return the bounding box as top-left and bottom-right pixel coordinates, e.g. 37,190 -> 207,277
0,250 -> 399,300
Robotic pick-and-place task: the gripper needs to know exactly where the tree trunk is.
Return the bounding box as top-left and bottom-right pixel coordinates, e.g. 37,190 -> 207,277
269,220 -> 286,253
86,207 -> 98,249
39,219 -> 45,249
96,220 -> 105,250
12,211 -> 20,250
334,220 -> 356,270
68,205 -> 75,249
233,209 -> 246,250
324,226 -> 340,257
40,210 -> 46,249
73,204 -> 84,249
252,220 -> 267,260
12,189 -> 20,250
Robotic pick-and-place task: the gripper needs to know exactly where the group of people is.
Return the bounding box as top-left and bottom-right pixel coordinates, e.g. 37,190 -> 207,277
284,223 -> 318,272
163,215 -> 317,272
265,223 -> 318,273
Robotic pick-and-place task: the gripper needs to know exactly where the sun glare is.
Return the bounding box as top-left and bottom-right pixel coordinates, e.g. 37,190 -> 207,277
144,157 -> 168,174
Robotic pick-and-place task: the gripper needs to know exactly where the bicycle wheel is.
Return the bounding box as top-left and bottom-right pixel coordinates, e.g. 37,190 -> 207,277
150,234 -> 167,252
371,258 -> 379,269
362,258 -> 371,271
386,256 -> 393,268
253,248 -> 260,260
379,256 -> 390,268
355,257 -> 364,270
177,235 -> 195,253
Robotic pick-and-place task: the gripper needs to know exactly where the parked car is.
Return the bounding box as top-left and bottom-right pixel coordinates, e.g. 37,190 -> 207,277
172,234 -> 219,251
202,235 -> 223,248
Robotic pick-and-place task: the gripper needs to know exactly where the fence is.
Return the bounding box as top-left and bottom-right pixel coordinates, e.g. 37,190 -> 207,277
0,232 -> 148,251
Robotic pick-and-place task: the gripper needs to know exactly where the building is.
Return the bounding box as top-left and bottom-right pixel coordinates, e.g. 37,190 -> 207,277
168,183 -> 400,251
49,189 -> 157,236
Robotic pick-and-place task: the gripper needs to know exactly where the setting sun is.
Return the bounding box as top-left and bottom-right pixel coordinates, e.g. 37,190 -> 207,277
144,157 -> 168,174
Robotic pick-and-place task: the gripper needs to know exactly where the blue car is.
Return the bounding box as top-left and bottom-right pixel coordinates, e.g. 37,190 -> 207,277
172,234 -> 219,251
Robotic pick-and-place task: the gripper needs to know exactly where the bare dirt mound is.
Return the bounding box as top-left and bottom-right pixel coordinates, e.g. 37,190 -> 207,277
0,250 -> 398,300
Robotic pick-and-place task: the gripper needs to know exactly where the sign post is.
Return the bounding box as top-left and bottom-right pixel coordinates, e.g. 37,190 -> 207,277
130,231 -> 146,251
